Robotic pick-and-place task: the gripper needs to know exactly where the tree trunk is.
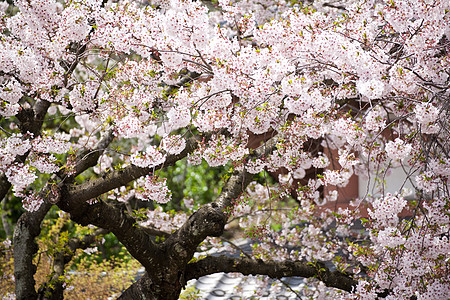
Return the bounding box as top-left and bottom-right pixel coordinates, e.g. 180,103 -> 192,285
118,270 -> 183,300
13,202 -> 52,300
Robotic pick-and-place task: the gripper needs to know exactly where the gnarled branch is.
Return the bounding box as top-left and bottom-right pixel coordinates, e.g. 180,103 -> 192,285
185,255 -> 357,293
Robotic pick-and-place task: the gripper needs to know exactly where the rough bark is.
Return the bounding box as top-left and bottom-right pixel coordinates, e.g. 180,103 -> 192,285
59,198 -> 163,269
117,273 -> 155,300
71,129 -> 115,178
15,99 -> 50,137
13,201 -> 52,300
41,132 -> 207,299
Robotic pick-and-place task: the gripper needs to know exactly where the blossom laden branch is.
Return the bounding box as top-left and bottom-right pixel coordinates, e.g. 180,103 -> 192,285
1,0 -> 449,298
161,135 -> 279,268
64,133 -> 209,206
70,129 -> 115,178
215,135 -> 279,211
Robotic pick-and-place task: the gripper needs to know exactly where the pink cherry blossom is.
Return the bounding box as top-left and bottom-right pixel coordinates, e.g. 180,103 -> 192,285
368,193 -> 407,227
385,138 -> 412,161
135,176 -> 171,204
5,164 -> 36,194
130,146 -> 166,168
1,0 -> 449,298
160,135 -> 186,155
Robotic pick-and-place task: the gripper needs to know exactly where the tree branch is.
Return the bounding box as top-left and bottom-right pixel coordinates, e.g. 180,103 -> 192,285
13,129 -> 114,299
161,135 -> 280,271
57,198 -> 163,270
215,135 -> 278,210
115,134 -> 280,298
1,100 -> 51,202
71,129 -> 115,178
64,133 -> 207,206
117,272 -> 156,300
185,255 -> 357,293
52,134 -> 211,277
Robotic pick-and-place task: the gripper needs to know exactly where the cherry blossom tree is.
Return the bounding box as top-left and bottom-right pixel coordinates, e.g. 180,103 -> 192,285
0,0 -> 449,299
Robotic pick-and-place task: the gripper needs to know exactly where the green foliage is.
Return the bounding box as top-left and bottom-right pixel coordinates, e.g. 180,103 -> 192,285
0,195 -> 23,239
38,207 -> 132,266
65,256 -> 140,299
179,284 -> 202,300
0,243 -> 14,297
160,158 -> 228,210
21,207 -> 140,299
244,225 -> 268,241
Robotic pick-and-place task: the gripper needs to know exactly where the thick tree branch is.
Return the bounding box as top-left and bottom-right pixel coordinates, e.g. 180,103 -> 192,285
64,133 -> 207,206
68,228 -> 109,253
117,272 -> 156,300
185,255 -> 357,293
13,128 -> 114,299
13,174 -> 64,299
58,198 -> 163,270
51,128 -> 116,204
215,135 -> 278,210
163,203 -> 227,265
118,135 -> 280,298
52,134 -> 209,278
71,129 -> 115,178
162,135 -> 280,271
16,99 -> 51,137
